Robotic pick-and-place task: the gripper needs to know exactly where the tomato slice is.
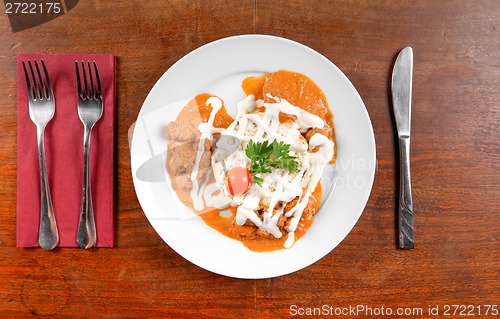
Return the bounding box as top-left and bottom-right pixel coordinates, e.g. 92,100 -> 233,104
227,167 -> 252,196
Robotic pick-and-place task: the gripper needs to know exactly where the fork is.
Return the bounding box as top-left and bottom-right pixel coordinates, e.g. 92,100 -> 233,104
76,61 -> 103,249
22,59 -> 59,250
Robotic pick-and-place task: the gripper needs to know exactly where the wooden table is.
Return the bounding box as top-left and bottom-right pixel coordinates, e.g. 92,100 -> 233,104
1,1 -> 498,318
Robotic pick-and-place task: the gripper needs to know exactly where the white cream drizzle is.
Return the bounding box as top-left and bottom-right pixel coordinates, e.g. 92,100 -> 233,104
184,94 -> 334,248
283,133 -> 333,248
189,97 -> 224,211
203,182 -> 234,209
206,94 -> 334,249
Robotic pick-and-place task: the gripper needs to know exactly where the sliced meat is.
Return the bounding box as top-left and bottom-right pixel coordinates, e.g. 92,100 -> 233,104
165,121 -> 199,142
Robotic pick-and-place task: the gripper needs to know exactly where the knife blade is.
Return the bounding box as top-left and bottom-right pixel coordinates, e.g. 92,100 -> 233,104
392,47 -> 414,249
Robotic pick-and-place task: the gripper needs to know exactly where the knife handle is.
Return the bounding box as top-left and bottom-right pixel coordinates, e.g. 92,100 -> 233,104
398,136 -> 414,249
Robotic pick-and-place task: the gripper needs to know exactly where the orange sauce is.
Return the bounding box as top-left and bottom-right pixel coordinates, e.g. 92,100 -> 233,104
245,70 -> 337,164
200,183 -> 322,252
166,71 -> 335,252
241,74 -> 267,100
170,93 -> 233,129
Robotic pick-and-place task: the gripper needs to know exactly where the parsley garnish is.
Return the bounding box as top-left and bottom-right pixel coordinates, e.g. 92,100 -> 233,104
245,139 -> 299,186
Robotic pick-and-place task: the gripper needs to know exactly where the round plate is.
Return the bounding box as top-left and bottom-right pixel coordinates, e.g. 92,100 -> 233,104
130,35 -> 376,279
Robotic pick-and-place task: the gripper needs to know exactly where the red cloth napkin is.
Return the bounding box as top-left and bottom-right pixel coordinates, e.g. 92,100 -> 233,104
17,54 -> 115,247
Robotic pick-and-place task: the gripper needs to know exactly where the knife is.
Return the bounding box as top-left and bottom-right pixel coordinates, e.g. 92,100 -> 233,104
392,47 -> 414,249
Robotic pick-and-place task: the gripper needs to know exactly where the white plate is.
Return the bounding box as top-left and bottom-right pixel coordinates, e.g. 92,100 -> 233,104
130,35 -> 376,279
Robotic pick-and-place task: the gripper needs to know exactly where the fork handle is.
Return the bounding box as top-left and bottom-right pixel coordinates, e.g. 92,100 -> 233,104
37,126 -> 59,250
398,137 -> 414,249
77,125 -> 97,249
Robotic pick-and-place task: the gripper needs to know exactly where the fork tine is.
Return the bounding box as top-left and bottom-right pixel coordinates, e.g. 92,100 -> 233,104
34,60 -> 47,100
75,60 -> 82,97
87,61 -> 95,100
28,60 -> 40,100
21,61 -> 34,100
81,60 -> 88,99
40,60 -> 53,100
93,61 -> 102,99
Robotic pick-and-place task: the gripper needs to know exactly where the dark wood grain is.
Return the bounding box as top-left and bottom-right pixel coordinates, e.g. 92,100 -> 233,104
0,1 -> 498,318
